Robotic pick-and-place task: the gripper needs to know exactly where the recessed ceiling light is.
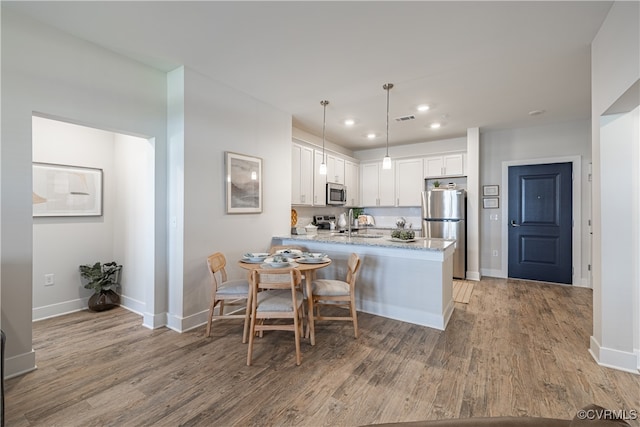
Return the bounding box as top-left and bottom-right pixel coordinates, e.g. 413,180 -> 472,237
344,119 -> 355,126
430,122 -> 441,129
417,104 -> 430,112
528,109 -> 545,116
366,133 -> 377,139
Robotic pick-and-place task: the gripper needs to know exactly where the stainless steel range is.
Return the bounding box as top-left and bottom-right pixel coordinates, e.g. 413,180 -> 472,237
313,215 -> 336,230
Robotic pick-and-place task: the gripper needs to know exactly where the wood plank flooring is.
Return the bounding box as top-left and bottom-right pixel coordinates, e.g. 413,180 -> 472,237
452,280 -> 474,303
5,277 -> 640,426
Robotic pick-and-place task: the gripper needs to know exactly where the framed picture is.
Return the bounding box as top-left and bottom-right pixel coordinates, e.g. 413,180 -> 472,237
483,197 -> 499,209
483,185 -> 499,196
32,162 -> 103,217
225,151 -> 262,214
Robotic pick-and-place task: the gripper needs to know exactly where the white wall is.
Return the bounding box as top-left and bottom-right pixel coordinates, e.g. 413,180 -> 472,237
479,120 -> 591,284
166,67 -> 293,332
1,8 -> 167,377
591,1 -> 640,373
113,134 -> 155,313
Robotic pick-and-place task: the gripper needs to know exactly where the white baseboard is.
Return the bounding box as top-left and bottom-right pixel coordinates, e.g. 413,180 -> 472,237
165,309 -> 209,333
5,349 -> 36,379
32,297 -> 88,321
358,299 -> 448,331
465,271 -> 481,281
142,311 -> 167,329
590,335 -> 639,374
120,294 -> 146,315
480,268 -> 505,278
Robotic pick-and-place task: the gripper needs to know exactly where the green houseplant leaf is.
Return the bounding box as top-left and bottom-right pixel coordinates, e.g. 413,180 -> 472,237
79,261 -> 122,294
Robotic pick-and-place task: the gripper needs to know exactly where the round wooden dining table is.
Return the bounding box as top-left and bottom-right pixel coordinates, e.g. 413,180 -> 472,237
238,258 -> 331,346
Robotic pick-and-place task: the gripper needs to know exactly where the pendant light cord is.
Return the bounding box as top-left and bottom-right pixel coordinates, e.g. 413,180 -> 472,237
385,86 -> 390,156
383,83 -> 393,159
321,100 -> 329,163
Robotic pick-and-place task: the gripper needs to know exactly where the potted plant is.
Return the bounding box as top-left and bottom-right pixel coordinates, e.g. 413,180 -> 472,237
79,261 -> 122,312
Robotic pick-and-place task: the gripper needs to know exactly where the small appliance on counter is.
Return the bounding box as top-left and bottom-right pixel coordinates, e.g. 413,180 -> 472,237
313,215 -> 337,230
358,215 -> 375,226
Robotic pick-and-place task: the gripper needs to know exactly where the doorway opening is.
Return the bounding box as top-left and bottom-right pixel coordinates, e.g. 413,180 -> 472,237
32,115 -> 155,321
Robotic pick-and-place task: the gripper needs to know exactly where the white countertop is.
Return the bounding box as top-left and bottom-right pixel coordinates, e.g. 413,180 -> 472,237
276,233 -> 454,252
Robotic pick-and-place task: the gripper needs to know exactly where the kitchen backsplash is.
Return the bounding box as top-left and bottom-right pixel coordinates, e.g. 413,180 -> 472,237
292,205 -> 422,230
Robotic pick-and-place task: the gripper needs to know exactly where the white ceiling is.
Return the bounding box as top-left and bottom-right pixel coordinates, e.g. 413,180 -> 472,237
6,1 -> 613,151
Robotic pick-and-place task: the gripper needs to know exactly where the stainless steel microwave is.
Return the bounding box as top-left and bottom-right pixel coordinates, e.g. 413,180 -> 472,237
326,182 -> 347,205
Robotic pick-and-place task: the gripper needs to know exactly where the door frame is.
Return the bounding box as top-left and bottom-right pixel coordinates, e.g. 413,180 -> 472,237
500,155 -> 584,286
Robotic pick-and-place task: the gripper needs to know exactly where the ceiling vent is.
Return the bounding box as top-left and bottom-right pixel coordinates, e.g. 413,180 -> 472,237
394,114 -> 416,122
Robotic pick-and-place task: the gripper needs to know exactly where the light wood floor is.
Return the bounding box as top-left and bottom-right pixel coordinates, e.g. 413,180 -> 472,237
5,277 -> 640,426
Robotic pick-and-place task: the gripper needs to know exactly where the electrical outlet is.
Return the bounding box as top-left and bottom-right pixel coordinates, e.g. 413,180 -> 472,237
492,250 -> 498,257
44,273 -> 55,286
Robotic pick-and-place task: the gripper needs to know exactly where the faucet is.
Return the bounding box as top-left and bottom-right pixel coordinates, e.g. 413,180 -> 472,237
347,208 -> 353,237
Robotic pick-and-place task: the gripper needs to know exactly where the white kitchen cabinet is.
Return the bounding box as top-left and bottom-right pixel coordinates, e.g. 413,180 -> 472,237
292,143 -> 313,205
361,161 -> 395,207
313,150 -> 327,206
344,160 -> 360,206
424,153 -> 465,177
326,154 -> 345,184
396,158 -> 424,206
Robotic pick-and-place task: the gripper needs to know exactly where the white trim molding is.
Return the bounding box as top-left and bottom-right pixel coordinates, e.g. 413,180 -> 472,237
590,335 -> 640,375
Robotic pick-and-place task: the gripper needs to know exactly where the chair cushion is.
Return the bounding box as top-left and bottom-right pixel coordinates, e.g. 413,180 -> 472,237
312,279 -> 350,296
256,289 -> 304,312
217,279 -> 250,295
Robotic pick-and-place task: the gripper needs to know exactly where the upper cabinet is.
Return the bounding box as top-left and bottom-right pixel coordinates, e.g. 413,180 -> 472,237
396,158 -> 424,206
326,154 -> 345,184
344,160 -> 360,207
361,161 -> 395,207
424,153 -> 466,178
292,143 -> 314,205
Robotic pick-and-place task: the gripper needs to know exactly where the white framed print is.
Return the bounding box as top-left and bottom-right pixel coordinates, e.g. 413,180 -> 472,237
483,197 -> 499,209
483,185 -> 499,196
225,151 -> 263,214
32,162 -> 103,217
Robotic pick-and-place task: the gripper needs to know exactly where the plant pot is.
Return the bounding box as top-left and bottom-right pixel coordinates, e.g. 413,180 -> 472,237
88,290 -> 120,312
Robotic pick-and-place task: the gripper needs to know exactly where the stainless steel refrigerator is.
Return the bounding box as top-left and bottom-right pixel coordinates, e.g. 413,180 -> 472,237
421,189 -> 466,279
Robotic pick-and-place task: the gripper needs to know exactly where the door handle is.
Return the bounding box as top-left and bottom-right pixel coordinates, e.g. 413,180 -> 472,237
510,220 -> 520,227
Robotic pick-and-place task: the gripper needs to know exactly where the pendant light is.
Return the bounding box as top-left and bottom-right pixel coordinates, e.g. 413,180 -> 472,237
382,83 -> 394,169
319,100 -> 329,175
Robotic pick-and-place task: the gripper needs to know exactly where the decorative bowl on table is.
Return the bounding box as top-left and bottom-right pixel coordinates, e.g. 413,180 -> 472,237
264,255 -> 293,268
299,252 -> 328,263
275,248 -> 303,257
242,252 -> 270,263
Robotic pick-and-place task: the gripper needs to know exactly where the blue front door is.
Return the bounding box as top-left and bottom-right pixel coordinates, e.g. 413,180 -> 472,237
508,162 -> 573,284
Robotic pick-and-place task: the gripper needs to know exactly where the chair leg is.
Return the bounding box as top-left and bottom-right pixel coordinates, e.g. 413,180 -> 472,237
294,311 -> 302,366
219,300 -> 225,316
350,297 -> 359,338
247,312 -> 257,366
205,300 -> 217,337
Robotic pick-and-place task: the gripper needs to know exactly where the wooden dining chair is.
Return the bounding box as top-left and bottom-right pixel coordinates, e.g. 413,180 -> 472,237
246,267 -> 304,366
205,252 -> 251,342
308,253 -> 361,340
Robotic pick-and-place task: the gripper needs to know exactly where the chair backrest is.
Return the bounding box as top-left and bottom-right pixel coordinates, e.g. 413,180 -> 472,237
269,245 -> 306,255
346,253 -> 361,287
207,252 -> 228,290
250,267 -> 302,314
251,267 -> 302,291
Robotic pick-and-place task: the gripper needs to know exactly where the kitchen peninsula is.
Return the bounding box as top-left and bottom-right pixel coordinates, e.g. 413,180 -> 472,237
272,233 -> 456,330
